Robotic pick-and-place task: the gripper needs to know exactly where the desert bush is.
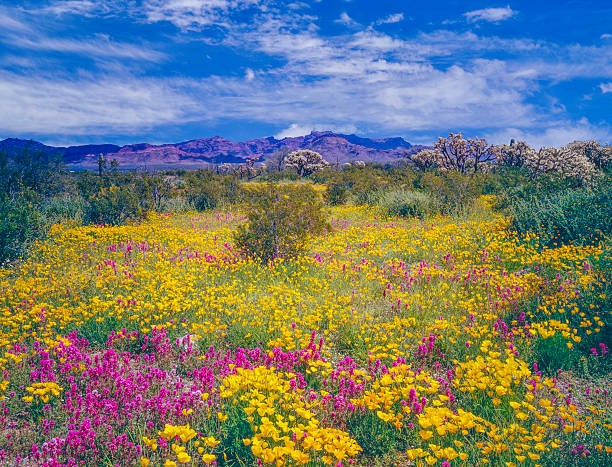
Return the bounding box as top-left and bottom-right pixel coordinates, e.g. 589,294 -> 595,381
184,170 -> 243,211
491,140 -> 535,168
0,192 -> 45,264
418,171 -> 486,215
325,181 -> 349,205
4,147 -> 72,197
85,185 -> 145,226
507,180 -> 612,247
159,195 -> 193,213
41,195 -> 87,225
234,183 -> 329,263
137,173 -> 175,212
311,165 -> 392,205
375,188 -> 436,218
525,145 -> 599,187
565,140 -> 612,171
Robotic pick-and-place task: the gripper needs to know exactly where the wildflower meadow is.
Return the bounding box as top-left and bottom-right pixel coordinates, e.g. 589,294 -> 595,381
0,188 -> 610,466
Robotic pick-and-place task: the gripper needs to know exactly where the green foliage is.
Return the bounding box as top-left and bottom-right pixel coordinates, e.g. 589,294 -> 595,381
0,193 -> 45,264
532,334 -> 578,376
41,195 -> 87,225
347,411 -> 413,458
0,147 -> 74,263
234,183 -> 329,264
506,180 -> 612,247
418,171 -> 486,215
75,171 -> 104,198
312,165 -> 394,205
325,180 -> 349,205
4,148 -> 70,197
375,188 -> 436,218
85,185 -> 145,226
184,170 -> 243,211
138,173 -> 174,212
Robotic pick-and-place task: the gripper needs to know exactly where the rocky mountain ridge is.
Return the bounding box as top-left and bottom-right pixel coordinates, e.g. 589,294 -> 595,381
0,131 -> 423,168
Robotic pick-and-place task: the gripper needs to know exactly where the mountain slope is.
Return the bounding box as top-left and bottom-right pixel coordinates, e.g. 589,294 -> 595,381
1,132 -> 422,168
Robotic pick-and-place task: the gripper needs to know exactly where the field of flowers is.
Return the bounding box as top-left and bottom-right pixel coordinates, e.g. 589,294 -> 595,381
0,197 -> 610,466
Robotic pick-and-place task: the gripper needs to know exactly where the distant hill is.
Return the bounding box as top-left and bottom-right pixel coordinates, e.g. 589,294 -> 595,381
0,132 -> 424,168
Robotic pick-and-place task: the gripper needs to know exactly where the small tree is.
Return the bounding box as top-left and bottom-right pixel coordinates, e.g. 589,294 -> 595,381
234,183 -> 329,264
285,150 -> 329,177
85,185 -> 144,225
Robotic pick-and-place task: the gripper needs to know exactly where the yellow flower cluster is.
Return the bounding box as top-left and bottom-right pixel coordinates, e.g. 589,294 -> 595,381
222,366 -> 361,465
22,381 -> 63,404
141,424 -> 219,465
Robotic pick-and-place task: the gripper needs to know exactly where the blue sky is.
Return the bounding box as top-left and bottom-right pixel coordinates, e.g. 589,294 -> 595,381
0,1 -> 610,147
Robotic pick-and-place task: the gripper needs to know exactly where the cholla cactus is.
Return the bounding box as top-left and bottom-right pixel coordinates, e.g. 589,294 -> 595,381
411,149 -> 444,170
565,141 -> 612,171
218,163 -> 232,174
524,145 -> 599,186
427,133 -> 493,174
285,149 -> 329,177
491,140 -> 536,167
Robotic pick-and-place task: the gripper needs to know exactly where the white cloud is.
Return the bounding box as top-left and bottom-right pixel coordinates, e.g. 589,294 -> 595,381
601,33 -> 612,39
142,0 -> 264,29
6,34 -> 165,61
43,0 -> 127,17
275,123 -> 358,139
6,1 -> 610,147
44,0 -> 267,29
375,12 -> 404,25
1,5 -> 165,63
0,71 -> 198,134
465,6 -> 516,23
188,57 -> 535,137
335,12 -> 357,26
0,7 -> 32,32
600,82 -> 612,93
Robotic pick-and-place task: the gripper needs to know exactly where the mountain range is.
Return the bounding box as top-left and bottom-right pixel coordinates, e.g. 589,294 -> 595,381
0,132 -> 424,169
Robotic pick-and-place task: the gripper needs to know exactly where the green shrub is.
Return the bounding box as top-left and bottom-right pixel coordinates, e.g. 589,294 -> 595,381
376,188 -> 436,218
0,193 -> 45,264
160,195 -> 193,213
532,334 -> 578,376
234,183 -> 329,264
325,181 -> 349,205
41,195 -> 87,225
184,170 -> 243,211
507,181 -> 611,247
312,165 -> 393,205
416,171 -> 486,215
192,192 -> 217,211
85,185 -> 145,226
